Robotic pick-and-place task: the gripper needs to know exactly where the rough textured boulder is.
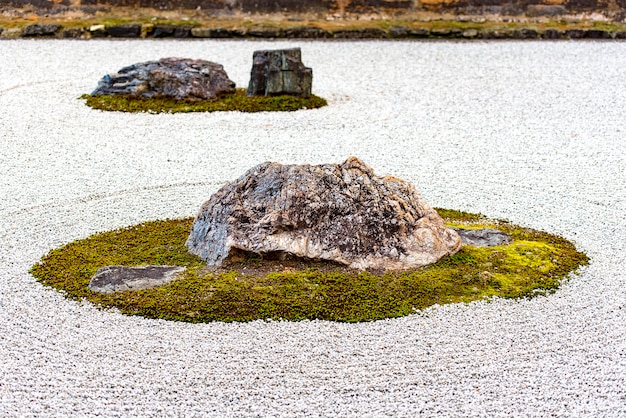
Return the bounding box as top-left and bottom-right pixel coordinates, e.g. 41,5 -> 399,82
88,265 -> 185,293
247,48 -> 312,98
92,57 -> 236,101
454,228 -> 512,247
187,157 -> 462,270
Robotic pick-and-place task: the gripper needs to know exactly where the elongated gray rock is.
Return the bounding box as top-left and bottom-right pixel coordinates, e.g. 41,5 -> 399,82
22,24 -> 61,37
92,57 -> 236,100
186,157 -> 462,270
454,228 -> 512,247
88,265 -> 185,293
247,48 -> 312,98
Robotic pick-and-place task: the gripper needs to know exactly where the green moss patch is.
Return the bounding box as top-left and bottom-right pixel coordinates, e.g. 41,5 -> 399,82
81,89 -> 327,113
30,209 -> 588,323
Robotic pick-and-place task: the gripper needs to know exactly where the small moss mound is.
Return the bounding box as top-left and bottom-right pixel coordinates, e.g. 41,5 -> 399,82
30,210 -> 588,323
81,89 -> 328,113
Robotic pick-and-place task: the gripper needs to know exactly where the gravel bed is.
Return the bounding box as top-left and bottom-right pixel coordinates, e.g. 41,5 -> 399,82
0,39 -> 625,417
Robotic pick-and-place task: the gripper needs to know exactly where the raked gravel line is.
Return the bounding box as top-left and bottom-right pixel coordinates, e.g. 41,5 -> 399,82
0,39 -> 625,417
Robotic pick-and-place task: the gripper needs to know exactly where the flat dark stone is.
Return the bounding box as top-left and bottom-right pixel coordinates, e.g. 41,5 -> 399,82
153,25 -> 176,38
283,26 -> 331,38
514,29 -> 539,39
247,28 -> 283,38
88,265 -> 186,293
332,28 -> 388,39
106,24 -> 142,38
482,30 -> 515,39
207,28 -> 241,38
389,25 -> 410,38
585,29 -> 611,39
173,27 -> 192,38
431,28 -> 452,37
22,24 -> 61,37
542,29 -> 563,39
62,28 -> 86,38
565,29 -> 585,39
410,28 -> 431,38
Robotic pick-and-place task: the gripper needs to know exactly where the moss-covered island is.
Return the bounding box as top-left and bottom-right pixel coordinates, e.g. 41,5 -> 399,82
30,209 -> 588,323
81,89 -> 328,113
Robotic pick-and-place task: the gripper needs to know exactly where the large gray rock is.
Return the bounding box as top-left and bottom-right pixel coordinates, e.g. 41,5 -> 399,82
186,157 -> 462,270
92,57 -> 236,101
247,48 -> 312,98
88,265 -> 185,293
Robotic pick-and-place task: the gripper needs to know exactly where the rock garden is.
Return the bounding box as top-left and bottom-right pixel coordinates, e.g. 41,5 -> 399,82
3,39 -> 624,416
82,48 -> 327,113
29,47 -> 588,324
31,157 -> 587,323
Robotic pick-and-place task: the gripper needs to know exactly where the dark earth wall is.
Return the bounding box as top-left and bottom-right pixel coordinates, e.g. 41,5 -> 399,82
1,0 -> 624,17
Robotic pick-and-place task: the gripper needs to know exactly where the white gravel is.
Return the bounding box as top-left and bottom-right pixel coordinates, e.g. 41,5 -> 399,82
1,39 -> 625,417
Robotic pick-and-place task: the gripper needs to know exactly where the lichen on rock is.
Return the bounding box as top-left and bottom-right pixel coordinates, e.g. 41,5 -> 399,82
186,157 -> 461,270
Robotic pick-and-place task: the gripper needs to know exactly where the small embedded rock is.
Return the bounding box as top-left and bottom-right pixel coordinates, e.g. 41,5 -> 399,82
22,24 -> 61,37
565,29 -> 585,39
88,265 -> 186,293
191,27 -> 241,38
62,28 -> 86,39
332,28 -> 388,39
542,29 -> 563,39
172,27 -> 192,38
453,228 -> 512,247
247,28 -> 283,38
410,28 -> 430,38
283,27 -> 331,38
389,26 -> 411,38
153,25 -> 176,38
514,29 -> 538,39
585,30 -> 611,39
462,29 -> 479,38
89,24 -> 107,37
0,28 -> 22,39
106,24 -> 142,38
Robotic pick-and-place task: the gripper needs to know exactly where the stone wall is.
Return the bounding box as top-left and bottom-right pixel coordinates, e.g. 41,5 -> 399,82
1,0 -> 625,20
